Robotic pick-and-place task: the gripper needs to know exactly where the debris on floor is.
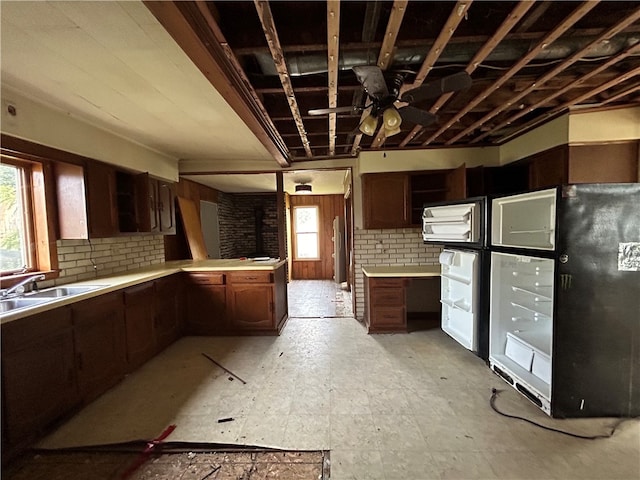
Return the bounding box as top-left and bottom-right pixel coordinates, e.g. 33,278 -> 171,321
201,353 -> 247,384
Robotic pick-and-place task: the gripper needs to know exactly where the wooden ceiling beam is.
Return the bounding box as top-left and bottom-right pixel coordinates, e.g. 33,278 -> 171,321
422,1 -> 599,146
472,42 -> 640,143
497,64 -> 640,144
451,5 -> 640,145
144,0 -> 290,167
598,82 -> 640,106
399,0 -> 533,147
327,1 -> 341,156
350,0 -> 408,156
254,0 -> 313,158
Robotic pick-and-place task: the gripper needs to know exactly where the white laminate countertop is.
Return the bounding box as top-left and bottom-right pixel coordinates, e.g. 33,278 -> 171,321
1,258 -> 286,324
362,265 -> 441,278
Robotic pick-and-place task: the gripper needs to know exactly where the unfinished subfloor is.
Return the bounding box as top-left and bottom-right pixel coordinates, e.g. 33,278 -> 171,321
24,317 -> 640,480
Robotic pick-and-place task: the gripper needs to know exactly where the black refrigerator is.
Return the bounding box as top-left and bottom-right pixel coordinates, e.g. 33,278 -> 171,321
488,184 -> 640,418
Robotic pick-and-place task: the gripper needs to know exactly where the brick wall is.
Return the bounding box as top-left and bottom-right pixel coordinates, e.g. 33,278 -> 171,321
40,235 -> 165,288
218,193 -> 278,259
353,227 -> 441,320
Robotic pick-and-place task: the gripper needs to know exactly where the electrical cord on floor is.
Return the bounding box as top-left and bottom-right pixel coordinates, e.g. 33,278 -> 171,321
489,388 -> 635,440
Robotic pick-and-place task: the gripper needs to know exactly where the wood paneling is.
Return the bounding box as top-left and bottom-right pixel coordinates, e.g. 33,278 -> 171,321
568,141 -> 639,184
290,194 -> 344,280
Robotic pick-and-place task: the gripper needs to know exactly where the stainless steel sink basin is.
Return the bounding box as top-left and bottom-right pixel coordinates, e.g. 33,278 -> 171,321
0,298 -> 49,313
1,285 -> 105,314
28,285 -> 103,298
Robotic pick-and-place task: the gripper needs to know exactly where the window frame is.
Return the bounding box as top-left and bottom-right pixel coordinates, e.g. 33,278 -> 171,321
292,205 -> 320,261
0,150 -> 59,287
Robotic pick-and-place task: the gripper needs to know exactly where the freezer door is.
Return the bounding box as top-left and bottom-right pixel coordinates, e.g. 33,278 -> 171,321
422,199 -> 484,245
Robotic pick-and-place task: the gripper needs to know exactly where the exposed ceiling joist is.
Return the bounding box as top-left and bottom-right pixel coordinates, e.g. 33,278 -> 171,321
473,42 -> 640,143
452,5 -> 640,145
499,63 -> 640,143
254,0 -> 313,158
423,0 -> 600,146
327,0 -> 341,156
371,0 -> 473,149
351,0 -> 408,156
399,0 -> 532,147
598,83 -> 640,106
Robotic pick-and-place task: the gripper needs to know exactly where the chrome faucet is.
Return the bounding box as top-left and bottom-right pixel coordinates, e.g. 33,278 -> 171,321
1,273 -> 46,298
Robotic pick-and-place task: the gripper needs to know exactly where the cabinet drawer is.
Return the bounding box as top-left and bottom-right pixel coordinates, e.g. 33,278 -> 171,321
228,271 -> 272,284
188,273 -> 225,285
370,287 -> 405,306
369,278 -> 404,288
371,307 -> 405,327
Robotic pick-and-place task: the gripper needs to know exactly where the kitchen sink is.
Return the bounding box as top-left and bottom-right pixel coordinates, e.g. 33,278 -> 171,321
1,285 -> 105,314
28,285 -> 104,298
0,298 -> 49,313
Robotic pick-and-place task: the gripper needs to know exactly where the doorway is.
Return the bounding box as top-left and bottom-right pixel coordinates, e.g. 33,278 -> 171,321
287,280 -> 353,318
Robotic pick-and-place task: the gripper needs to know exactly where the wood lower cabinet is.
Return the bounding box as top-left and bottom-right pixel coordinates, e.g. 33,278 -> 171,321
227,267 -> 288,334
1,308 -> 78,446
123,282 -> 156,371
154,274 -> 184,352
365,277 -> 407,333
72,292 -> 126,402
185,273 -> 227,335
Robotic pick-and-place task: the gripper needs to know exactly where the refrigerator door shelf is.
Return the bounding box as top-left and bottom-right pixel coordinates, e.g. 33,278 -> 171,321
440,297 -> 472,313
441,271 -> 472,285
442,308 -> 476,351
422,201 -> 481,245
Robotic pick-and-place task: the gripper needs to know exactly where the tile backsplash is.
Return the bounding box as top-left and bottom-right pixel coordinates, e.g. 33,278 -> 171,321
353,227 -> 441,320
42,235 -> 165,288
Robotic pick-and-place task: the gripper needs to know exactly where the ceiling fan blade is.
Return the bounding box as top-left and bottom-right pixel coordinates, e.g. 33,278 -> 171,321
352,65 -> 389,100
400,72 -> 472,104
398,106 -> 438,127
308,106 -> 362,115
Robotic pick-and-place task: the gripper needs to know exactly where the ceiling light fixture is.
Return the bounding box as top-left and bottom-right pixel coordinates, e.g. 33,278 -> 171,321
295,183 -> 312,194
382,107 -> 402,137
358,113 -> 378,136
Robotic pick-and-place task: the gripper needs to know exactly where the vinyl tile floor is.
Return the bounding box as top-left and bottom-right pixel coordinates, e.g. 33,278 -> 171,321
287,280 -> 353,318
38,318 -> 639,480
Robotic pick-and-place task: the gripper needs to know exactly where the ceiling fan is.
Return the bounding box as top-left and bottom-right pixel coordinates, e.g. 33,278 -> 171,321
308,66 -> 472,137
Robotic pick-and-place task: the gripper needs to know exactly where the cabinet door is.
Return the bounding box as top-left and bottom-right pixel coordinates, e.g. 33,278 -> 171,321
123,282 -> 156,371
155,275 -> 183,351
158,181 -> 176,234
148,178 -> 160,232
363,173 -> 409,229
1,308 -> 78,443
227,284 -> 274,331
72,293 -> 126,402
185,273 -> 227,335
446,163 -> 467,200
86,161 -> 119,237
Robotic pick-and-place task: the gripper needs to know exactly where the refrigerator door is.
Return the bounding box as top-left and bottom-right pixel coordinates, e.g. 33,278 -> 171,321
440,249 -> 479,351
422,197 -> 486,247
491,188 -> 556,251
552,184 -> 640,417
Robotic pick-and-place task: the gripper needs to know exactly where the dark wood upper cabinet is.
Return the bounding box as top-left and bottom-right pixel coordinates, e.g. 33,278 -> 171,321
157,180 -> 176,234
363,173 -> 409,229
86,161 -> 119,237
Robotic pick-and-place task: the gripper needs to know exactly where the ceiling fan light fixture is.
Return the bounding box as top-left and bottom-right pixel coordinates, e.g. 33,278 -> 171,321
295,183 -> 312,194
383,107 -> 402,130
359,113 -> 378,136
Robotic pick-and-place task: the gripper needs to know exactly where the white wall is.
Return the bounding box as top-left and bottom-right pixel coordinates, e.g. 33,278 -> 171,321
499,114 -> 569,165
1,86 -> 179,181
569,106 -> 640,143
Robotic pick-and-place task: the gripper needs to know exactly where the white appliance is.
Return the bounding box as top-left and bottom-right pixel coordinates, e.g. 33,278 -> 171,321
333,216 -> 346,283
422,200 -> 483,244
439,249 -> 479,352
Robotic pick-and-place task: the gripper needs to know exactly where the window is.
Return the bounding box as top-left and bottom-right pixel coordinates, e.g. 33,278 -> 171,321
293,206 -> 319,259
0,162 -> 34,273
0,153 -> 57,280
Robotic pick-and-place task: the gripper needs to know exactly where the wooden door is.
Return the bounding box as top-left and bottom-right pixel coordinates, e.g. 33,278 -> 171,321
158,181 -> 176,234
1,308 -> 78,443
185,273 -> 227,334
124,282 -> 156,371
227,284 -> 274,331
86,161 -> 118,237
72,293 -> 126,402
362,173 -> 409,229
